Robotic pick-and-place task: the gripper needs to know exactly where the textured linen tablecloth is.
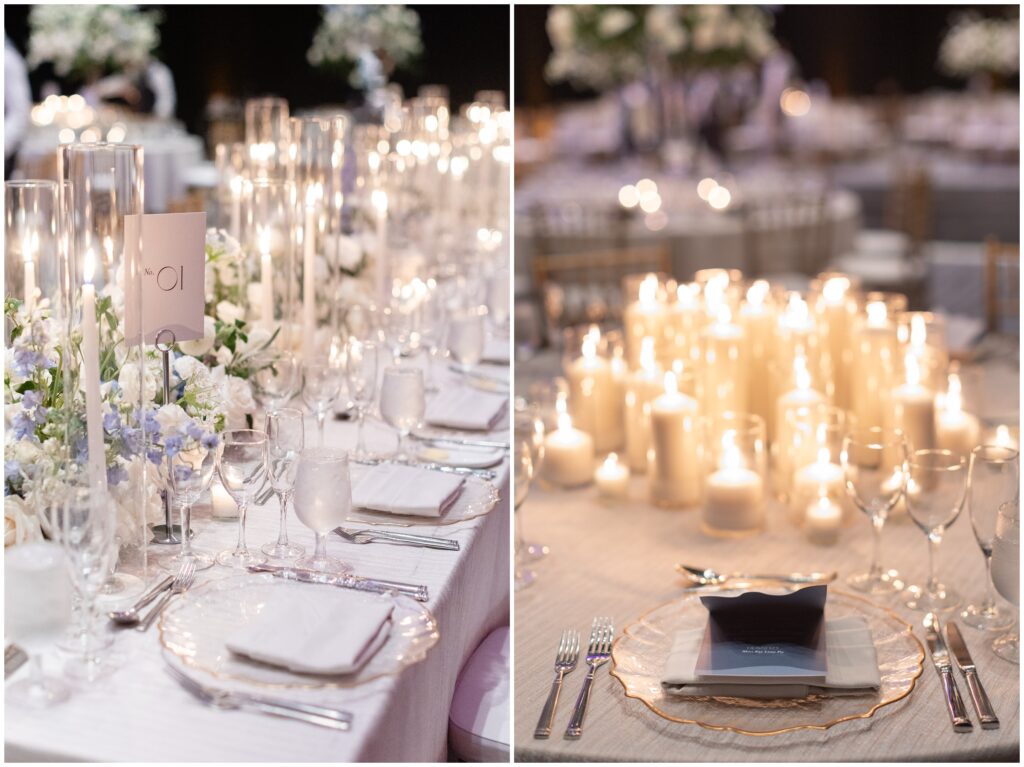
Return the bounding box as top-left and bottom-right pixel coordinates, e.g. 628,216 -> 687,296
5,365 -> 510,763
514,356 -> 1019,762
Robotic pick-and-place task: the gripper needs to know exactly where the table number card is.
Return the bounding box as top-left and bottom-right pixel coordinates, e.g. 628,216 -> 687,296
124,212 -> 206,344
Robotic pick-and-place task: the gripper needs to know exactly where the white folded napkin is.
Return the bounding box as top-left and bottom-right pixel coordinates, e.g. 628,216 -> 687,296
352,463 -> 465,517
482,337 -> 510,364
416,444 -> 505,469
426,386 -> 508,432
661,616 -> 881,698
226,589 -> 393,676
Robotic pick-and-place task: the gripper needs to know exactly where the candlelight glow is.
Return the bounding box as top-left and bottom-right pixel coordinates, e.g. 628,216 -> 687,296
229,175 -> 242,196
258,227 -> 271,255
746,280 -> 769,307
716,303 -> 733,325
817,446 -> 832,466
910,314 -> 926,347
866,301 -> 887,326
371,188 -> 388,215
618,184 -> 640,208
677,282 -> 698,306
904,353 -> 921,387
83,248 -> 96,283
638,274 -> 659,305
603,453 -> 620,471
664,371 -> 678,396
780,87 -> 812,117
305,182 -> 322,208
22,233 -> 35,265
783,294 -> 809,326
720,430 -> 744,471
708,185 -> 731,210
995,425 -> 1015,448
945,372 -> 963,413
581,327 -> 599,360
794,356 -> 811,390
696,177 -> 718,200
556,394 -> 572,432
822,276 -> 850,303
639,337 -> 656,373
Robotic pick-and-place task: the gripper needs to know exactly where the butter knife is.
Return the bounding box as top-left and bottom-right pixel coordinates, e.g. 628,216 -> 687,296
247,563 -> 429,603
924,613 -> 973,732
946,622 -> 999,729
4,644 -> 28,677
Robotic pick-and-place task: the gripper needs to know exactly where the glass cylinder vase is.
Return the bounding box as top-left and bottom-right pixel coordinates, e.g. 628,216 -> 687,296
699,413 -> 767,538
244,178 -> 297,354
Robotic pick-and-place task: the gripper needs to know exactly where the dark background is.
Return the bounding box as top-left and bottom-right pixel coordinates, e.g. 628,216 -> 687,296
515,4 -> 1020,106
4,4 -> 510,133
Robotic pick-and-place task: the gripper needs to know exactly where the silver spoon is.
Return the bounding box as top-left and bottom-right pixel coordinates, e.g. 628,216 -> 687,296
677,564 -> 837,587
108,575 -> 174,625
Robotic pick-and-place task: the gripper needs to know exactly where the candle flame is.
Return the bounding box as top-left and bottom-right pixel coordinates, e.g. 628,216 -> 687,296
638,274 -> 658,305
720,430 -> 744,471
822,276 -> 850,303
22,233 -> 34,264
910,314 -> 926,347
305,182 -> 322,208
663,371 -> 677,396
905,353 -> 921,387
258,226 -> 271,256
866,301 -> 887,326
817,446 -> 832,466
784,293 -> 809,326
83,248 -> 95,283
556,393 -> 572,432
746,280 -> 769,307
229,175 -> 242,196
946,372 -> 962,414
639,337 -> 656,373
794,356 -> 811,391
995,425 -> 1013,447
371,188 -> 388,214
716,303 -> 732,325
604,452 -> 619,470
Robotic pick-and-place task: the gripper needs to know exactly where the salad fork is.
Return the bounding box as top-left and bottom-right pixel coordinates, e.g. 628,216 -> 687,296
137,560 -> 196,632
565,617 -> 614,739
334,527 -> 460,551
534,629 -> 580,738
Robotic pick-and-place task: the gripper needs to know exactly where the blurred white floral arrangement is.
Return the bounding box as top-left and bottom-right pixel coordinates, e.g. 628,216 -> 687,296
939,13 -> 1019,78
307,4 -> 423,91
546,5 -> 776,91
26,4 -> 161,82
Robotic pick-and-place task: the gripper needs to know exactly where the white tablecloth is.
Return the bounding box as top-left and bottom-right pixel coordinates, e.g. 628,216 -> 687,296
513,353 -> 1019,762
5,364 -> 510,762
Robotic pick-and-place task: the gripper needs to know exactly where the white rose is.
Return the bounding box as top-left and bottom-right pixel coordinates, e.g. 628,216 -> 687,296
238,326 -> 273,357
598,8 -> 635,39
12,438 -> 43,466
173,354 -> 208,383
216,300 -> 245,326
178,316 -> 216,357
211,366 -> 255,427
215,345 -> 234,368
5,496 -> 43,548
154,403 -> 190,436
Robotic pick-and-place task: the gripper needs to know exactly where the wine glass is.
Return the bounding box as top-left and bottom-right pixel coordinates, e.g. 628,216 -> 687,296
902,450 -> 967,612
216,429 -> 269,569
380,366 -> 425,461
261,408 -> 305,560
841,427 -> 908,594
962,445 -> 1019,630
293,448 -> 353,574
487,266 -> 510,335
60,486 -> 118,682
418,286 -> 448,392
302,362 -> 342,447
990,499 -> 1019,662
250,351 -> 300,412
161,439 -> 222,572
514,434 -> 536,591
447,304 -> 488,372
515,404 -> 549,561
381,304 -> 414,363
346,338 -> 380,459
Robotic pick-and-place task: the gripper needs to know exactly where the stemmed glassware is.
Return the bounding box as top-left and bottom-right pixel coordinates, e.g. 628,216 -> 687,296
250,351 -> 300,413
293,448 -> 353,574
515,404 -> 549,560
990,499 -> 1019,663
902,450 -> 967,612
447,304 -> 488,372
962,445 -> 1019,630
216,429 -> 269,569
302,362 -> 343,447
261,408 -> 305,560
161,440 -> 222,572
514,433 -> 536,591
346,338 -> 379,459
60,486 -> 118,681
418,286 -> 448,392
381,303 -> 415,363
380,366 -> 425,461
841,427 -> 908,594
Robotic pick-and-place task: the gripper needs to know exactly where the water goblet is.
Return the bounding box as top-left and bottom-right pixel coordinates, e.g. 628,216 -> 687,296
380,366 -> 425,461
514,434 -> 536,591
962,445 -> 1019,630
841,427 -> 908,594
293,448 -> 353,574
447,305 -> 488,372
161,439 -> 222,572
261,407 -> 305,560
251,351 -> 300,412
216,429 -> 268,569
381,304 -> 414,363
346,338 -> 380,459
990,499 -> 1019,662
514,404 -> 549,561
902,450 -> 967,612
302,362 -> 343,447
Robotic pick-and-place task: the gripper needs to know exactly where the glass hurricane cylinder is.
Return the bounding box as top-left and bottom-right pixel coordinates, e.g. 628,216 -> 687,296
214,142 -> 247,241
59,142 -> 148,594
5,181 -> 59,318
561,325 -> 622,453
850,292 -> 905,430
809,271 -> 861,409
786,405 -> 851,524
245,97 -> 290,179
244,178 -> 297,352
699,413 -> 767,537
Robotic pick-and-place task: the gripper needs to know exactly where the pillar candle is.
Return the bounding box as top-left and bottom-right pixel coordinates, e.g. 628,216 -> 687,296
566,328 -> 619,452
741,280 -> 775,430
935,372 -> 980,458
22,233 -> 37,313
624,274 -> 665,368
992,424 -> 1019,451
624,338 -> 662,472
851,301 -> 897,430
817,276 -> 855,409
258,227 -> 274,328
648,371 -> 700,508
595,452 -> 630,499
699,304 -> 747,422
892,353 -> 936,453
81,251 -> 107,492
301,187 -> 319,361
542,398 -> 595,488
774,357 -> 825,497
664,282 -> 700,369
703,430 -> 764,535
805,494 -> 842,545
210,481 -> 238,519
609,348 -> 628,451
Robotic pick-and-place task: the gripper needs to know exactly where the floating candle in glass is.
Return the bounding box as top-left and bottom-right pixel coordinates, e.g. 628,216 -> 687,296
892,352 -> 936,453
623,273 -> 665,368
624,337 -> 663,473
935,370 -> 980,458
699,303 -> 747,422
595,452 -> 630,500
701,414 -> 766,537
565,325 -> 619,452
542,395 -> 595,488
741,280 -> 776,432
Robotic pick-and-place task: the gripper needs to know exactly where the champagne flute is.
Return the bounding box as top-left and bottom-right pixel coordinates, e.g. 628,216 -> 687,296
261,408 -> 305,560
902,450 -> 967,612
293,448 -> 353,574
962,445 -> 1019,630
302,362 -> 342,447
990,499 -> 1019,662
514,434 -> 536,591
380,366 -> 425,461
216,429 -> 268,569
161,439 -> 221,572
346,338 -> 379,459
515,405 -> 549,561
841,427 -> 908,594
250,351 -> 300,413
447,304 -> 487,372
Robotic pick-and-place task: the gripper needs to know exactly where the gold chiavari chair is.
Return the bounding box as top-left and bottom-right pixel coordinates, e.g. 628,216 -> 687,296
984,238 -> 1020,335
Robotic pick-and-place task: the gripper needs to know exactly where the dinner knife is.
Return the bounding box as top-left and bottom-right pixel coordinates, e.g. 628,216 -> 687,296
945,622 -> 999,729
4,644 -> 28,677
247,563 -> 429,603
924,614 -> 973,732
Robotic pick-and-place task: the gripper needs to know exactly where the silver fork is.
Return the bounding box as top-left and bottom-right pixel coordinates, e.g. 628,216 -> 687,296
534,629 -> 580,739
564,617 -> 614,740
165,663 -> 352,731
137,560 -> 196,632
334,527 -> 460,551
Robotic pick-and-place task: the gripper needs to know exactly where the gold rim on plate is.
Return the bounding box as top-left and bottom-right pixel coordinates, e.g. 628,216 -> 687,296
158,573 -> 440,690
609,589 -> 926,736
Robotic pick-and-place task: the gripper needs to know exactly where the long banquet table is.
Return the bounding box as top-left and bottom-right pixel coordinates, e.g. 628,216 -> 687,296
5,364 -> 510,762
513,352 -> 1019,762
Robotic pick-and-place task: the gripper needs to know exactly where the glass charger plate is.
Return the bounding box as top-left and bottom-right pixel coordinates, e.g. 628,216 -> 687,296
346,466 -> 500,527
159,574 -> 439,689
611,589 -> 925,736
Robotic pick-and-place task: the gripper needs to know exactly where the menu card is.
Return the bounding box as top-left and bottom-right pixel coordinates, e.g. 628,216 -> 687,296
694,585 -> 828,684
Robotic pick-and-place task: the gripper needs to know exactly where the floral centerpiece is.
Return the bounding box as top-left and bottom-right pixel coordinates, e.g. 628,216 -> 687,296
938,12 -> 1019,81
26,4 -> 161,83
4,229 -> 276,547
307,4 -> 423,92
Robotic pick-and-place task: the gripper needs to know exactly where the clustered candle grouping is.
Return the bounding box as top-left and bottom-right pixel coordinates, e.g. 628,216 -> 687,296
541,268 -> 1018,544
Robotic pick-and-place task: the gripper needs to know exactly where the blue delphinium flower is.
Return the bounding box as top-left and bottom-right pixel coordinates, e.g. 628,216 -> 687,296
164,434 -> 185,458
200,431 -> 220,450
103,410 -> 122,435
107,463 -> 129,485
186,421 -> 206,441
5,460 -> 21,482
147,447 -> 164,466
11,411 -> 39,441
